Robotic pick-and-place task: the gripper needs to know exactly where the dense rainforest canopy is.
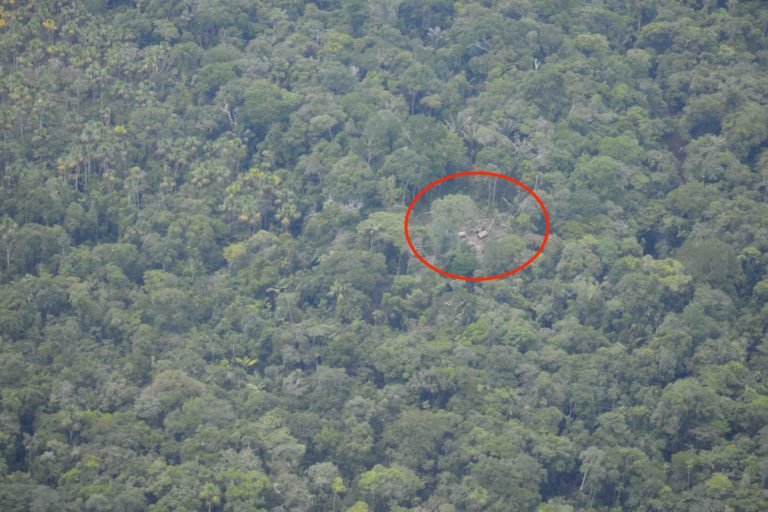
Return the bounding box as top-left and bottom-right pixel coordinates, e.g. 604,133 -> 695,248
1,0 -> 767,510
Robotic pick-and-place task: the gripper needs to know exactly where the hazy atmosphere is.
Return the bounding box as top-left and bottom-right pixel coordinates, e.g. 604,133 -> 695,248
1,1 -> 767,511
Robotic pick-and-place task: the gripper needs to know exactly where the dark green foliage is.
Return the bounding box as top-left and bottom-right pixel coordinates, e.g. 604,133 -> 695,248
0,1 -> 766,511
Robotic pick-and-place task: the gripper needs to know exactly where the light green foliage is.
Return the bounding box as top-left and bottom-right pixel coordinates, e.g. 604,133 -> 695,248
572,156 -> 630,201
428,194 -> 479,253
0,1 -> 766,512
358,464 -> 422,506
597,135 -> 646,165
356,212 -> 403,251
723,103 -> 768,160
323,154 -> 377,206
222,470 -> 271,511
482,234 -> 526,275
705,472 -> 733,498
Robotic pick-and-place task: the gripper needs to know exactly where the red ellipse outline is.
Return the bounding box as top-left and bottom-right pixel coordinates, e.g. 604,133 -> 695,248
403,170 -> 550,282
